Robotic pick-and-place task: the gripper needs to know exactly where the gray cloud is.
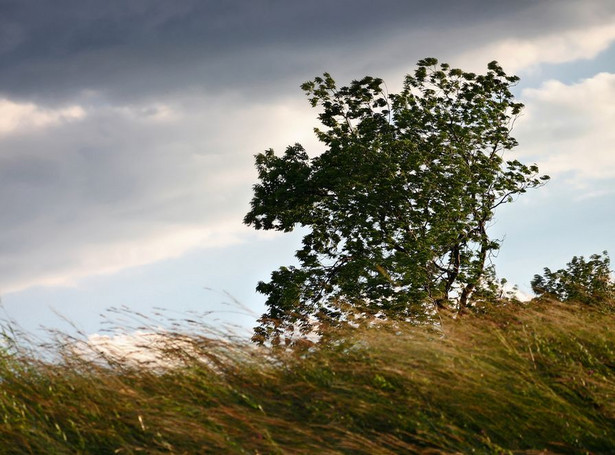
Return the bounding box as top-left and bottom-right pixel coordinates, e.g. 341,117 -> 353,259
2,0 -> 606,104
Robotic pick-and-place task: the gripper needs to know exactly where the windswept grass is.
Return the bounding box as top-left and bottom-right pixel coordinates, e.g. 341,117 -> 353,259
1,299 -> 614,454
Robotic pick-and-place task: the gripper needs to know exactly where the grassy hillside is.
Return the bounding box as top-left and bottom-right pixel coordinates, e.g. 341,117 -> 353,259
1,299 -> 614,454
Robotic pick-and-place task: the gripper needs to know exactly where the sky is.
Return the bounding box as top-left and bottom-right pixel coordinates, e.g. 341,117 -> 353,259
1,0 -> 614,339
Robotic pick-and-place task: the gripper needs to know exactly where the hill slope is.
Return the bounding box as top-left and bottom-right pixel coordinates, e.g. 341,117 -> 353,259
1,299 -> 614,454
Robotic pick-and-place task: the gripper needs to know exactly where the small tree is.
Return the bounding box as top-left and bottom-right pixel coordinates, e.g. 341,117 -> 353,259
531,251 -> 615,304
246,58 -> 548,344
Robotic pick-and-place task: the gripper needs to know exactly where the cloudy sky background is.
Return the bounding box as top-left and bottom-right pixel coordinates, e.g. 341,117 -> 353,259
1,0 -> 614,337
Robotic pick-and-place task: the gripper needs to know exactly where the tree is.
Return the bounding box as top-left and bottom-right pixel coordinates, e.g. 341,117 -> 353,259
531,251 -> 615,304
245,58 -> 549,344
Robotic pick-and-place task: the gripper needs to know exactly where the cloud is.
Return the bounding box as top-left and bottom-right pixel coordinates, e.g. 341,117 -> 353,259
2,0 -> 611,105
455,8 -> 615,72
0,99 -> 85,136
79,330 -> 198,368
2,224 -> 247,293
2,0 -> 615,296
0,92 -> 317,293
515,72 -> 615,187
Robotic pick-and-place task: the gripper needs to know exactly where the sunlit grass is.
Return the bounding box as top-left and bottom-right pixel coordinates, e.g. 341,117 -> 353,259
0,299 -> 614,453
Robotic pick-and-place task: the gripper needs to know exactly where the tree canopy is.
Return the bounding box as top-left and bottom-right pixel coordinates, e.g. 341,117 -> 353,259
245,58 -> 549,344
532,251 -> 615,304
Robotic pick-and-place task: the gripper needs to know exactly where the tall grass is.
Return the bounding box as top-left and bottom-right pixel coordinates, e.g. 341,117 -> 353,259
0,299 -> 614,454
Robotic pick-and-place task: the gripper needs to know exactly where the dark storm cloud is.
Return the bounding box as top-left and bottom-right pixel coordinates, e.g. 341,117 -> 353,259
0,0 -> 546,104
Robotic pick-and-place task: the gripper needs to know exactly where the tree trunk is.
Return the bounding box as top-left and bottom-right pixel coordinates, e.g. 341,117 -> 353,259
459,221 -> 488,308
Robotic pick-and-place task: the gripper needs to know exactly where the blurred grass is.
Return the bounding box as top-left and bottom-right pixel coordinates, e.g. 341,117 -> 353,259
0,298 -> 614,454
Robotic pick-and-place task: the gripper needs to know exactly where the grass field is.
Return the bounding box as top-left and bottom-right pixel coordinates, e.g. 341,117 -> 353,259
0,298 -> 614,454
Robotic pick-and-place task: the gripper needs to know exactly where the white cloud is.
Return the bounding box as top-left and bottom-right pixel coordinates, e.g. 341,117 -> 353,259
516,72 -> 615,186
79,328 -> 247,370
0,93 -> 319,294
80,330 -> 197,368
3,223 -> 248,294
457,22 -> 615,73
0,99 -> 86,136
501,282 -> 533,302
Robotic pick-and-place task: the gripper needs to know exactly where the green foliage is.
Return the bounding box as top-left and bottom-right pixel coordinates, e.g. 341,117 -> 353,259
532,251 -> 615,304
1,301 -> 614,453
245,58 -> 548,344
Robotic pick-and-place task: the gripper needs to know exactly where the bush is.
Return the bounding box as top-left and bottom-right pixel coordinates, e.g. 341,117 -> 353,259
531,251 -> 615,304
